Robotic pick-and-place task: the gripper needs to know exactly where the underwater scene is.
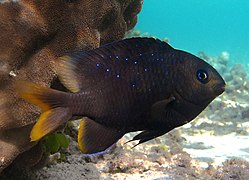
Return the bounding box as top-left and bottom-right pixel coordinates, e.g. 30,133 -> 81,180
0,0 -> 249,180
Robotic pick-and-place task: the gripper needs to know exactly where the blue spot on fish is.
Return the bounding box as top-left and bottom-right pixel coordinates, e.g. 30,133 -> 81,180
96,63 -> 100,67
144,68 -> 148,72
125,57 -> 129,61
116,55 -> 119,59
151,53 -> 154,56
106,68 -> 110,72
139,53 -> 143,56
116,74 -> 120,78
134,61 -> 138,64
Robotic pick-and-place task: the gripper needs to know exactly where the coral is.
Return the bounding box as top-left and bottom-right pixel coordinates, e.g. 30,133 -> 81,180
0,0 -> 142,173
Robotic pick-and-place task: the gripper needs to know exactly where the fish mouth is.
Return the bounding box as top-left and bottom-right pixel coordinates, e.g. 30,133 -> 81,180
214,83 -> 226,95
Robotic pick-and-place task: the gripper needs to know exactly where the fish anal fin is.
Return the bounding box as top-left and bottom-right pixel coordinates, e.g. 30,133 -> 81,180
78,117 -> 124,154
30,107 -> 71,141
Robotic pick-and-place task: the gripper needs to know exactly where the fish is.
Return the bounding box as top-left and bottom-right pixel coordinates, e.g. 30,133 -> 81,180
16,37 -> 225,154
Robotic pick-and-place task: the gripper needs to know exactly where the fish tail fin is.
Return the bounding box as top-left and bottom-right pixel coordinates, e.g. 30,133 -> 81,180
16,81 -> 72,141
78,117 -> 125,154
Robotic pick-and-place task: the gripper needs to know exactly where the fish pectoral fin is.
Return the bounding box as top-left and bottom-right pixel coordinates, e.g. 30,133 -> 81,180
126,130 -> 167,148
151,95 -> 175,120
78,117 -> 125,155
30,107 -> 72,141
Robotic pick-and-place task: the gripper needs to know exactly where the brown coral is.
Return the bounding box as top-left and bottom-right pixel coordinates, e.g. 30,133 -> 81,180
0,0 -> 142,173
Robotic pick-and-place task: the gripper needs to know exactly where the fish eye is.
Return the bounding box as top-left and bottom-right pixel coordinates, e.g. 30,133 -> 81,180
196,69 -> 209,84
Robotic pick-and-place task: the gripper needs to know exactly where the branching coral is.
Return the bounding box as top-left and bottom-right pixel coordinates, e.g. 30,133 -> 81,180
0,0 -> 142,173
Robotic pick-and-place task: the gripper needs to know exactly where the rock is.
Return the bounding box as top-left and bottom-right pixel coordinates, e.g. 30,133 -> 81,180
224,73 -> 233,82
230,64 -> 247,79
241,107 -> 249,119
197,51 -> 229,74
218,51 -> 229,65
0,0 -> 142,173
210,159 -> 249,179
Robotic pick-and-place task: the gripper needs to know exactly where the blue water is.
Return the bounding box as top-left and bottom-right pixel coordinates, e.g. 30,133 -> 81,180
135,0 -> 249,65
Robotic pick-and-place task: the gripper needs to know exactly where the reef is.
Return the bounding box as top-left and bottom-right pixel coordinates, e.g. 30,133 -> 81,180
3,29 -> 248,179
0,0 -> 142,174
1,4 -> 249,177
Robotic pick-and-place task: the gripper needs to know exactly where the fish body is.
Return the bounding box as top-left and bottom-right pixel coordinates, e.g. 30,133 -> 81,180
17,37 -> 225,154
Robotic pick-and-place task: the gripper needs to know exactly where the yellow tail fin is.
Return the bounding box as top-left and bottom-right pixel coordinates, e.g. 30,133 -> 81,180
16,81 -> 72,141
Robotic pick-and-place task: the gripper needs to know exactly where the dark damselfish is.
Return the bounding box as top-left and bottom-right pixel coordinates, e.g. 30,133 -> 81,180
17,37 -> 225,154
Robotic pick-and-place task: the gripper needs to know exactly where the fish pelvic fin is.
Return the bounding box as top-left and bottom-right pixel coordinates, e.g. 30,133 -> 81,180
78,117 -> 125,154
125,130 -> 167,148
16,81 -> 72,141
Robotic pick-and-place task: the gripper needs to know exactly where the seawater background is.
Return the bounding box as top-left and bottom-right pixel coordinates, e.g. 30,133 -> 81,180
135,0 -> 249,66
134,0 -> 249,167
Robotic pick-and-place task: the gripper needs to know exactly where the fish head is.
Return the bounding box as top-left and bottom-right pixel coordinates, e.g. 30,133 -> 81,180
173,50 -> 226,108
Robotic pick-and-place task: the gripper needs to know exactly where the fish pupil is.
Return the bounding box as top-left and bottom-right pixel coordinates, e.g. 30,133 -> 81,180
196,69 -> 208,84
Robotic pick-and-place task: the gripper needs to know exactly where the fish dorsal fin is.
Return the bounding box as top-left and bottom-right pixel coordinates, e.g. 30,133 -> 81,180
99,37 -> 174,58
58,37 -> 173,92
112,37 -> 173,50
58,55 -> 82,92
